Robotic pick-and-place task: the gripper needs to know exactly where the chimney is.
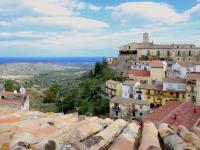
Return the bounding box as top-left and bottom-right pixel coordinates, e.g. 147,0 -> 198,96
173,114 -> 177,120
194,108 -> 197,114
143,32 -> 149,43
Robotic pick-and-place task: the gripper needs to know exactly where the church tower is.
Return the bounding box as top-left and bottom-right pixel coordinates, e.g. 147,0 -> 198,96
143,32 -> 149,43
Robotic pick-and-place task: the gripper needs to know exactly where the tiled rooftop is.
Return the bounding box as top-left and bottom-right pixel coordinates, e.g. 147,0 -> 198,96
128,69 -> 150,77
0,109 -> 200,150
144,101 -> 200,129
163,77 -> 186,83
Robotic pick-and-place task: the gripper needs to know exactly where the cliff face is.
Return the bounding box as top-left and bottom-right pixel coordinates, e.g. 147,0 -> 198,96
0,109 -> 200,150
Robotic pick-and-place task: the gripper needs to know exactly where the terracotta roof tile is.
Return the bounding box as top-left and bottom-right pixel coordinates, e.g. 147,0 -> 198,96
144,101 -> 200,129
1,109 -> 200,149
128,69 -> 150,77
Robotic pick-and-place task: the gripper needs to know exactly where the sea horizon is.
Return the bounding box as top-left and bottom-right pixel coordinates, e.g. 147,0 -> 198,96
0,57 -> 107,64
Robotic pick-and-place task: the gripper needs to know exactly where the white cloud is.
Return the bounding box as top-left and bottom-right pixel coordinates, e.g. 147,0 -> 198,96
0,31 -> 41,38
13,16 -> 108,31
21,0 -> 74,16
0,0 -> 108,31
107,2 -> 188,24
185,3 -> 200,16
0,21 -> 11,27
88,4 -> 102,11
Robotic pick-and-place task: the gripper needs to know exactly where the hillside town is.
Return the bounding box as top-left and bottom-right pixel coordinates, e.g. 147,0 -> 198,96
106,33 -> 200,121
1,33 -> 200,150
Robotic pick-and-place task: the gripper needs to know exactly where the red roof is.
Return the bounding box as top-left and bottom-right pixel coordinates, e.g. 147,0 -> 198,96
128,69 -> 150,77
144,101 -> 200,129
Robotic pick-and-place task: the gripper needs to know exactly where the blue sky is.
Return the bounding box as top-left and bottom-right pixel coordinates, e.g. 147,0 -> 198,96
0,0 -> 200,57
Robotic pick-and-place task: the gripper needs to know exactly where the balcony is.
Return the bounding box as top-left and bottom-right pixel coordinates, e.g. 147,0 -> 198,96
112,106 -> 121,111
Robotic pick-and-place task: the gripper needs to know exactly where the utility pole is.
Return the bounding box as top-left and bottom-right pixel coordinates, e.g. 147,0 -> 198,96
61,97 -> 64,113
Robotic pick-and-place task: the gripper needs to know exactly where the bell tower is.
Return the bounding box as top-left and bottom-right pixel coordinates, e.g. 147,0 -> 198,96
143,32 -> 149,43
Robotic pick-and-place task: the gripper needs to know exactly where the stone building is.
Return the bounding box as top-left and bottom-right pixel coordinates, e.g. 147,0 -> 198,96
110,97 -> 150,120
119,33 -> 200,62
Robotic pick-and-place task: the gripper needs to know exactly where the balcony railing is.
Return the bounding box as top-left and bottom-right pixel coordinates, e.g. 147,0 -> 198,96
112,106 -> 121,111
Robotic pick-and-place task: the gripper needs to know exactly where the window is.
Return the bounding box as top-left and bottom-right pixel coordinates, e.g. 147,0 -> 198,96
147,96 -> 150,99
130,87 -> 133,91
157,50 -> 160,57
177,51 -> 180,56
182,95 -> 185,98
147,90 -> 150,95
152,80 -> 156,85
116,111 -> 118,116
188,95 -> 190,97
128,46 -> 131,49
189,51 -> 192,56
140,113 -> 143,116
189,58 -> 191,61
167,51 -> 170,56
150,103 -> 154,108
147,50 -> 150,56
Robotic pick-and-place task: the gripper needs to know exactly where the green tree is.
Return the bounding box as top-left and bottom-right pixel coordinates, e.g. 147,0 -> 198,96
101,67 -> 113,81
5,80 -> 14,91
43,84 -> 60,103
93,98 -> 109,115
56,95 -> 75,113
76,99 -> 93,115
94,62 -> 102,76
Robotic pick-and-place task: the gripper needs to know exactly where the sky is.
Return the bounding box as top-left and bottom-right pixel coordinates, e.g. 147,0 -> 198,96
0,0 -> 200,57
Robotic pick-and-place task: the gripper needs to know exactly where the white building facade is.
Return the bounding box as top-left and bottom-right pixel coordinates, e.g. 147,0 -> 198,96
172,62 -> 196,79
163,78 -> 186,92
122,81 -> 140,99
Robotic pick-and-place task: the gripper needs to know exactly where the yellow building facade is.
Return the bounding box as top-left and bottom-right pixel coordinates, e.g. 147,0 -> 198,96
197,80 -> 200,104
105,80 -> 122,98
150,62 -> 164,83
140,84 -> 186,107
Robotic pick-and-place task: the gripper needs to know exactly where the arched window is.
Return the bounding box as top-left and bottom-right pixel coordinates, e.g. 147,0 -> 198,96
189,51 -> 192,56
177,51 -> 180,56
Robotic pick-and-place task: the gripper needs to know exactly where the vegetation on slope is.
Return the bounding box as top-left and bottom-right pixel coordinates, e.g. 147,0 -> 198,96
30,60 -> 114,116
56,60 -> 113,116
